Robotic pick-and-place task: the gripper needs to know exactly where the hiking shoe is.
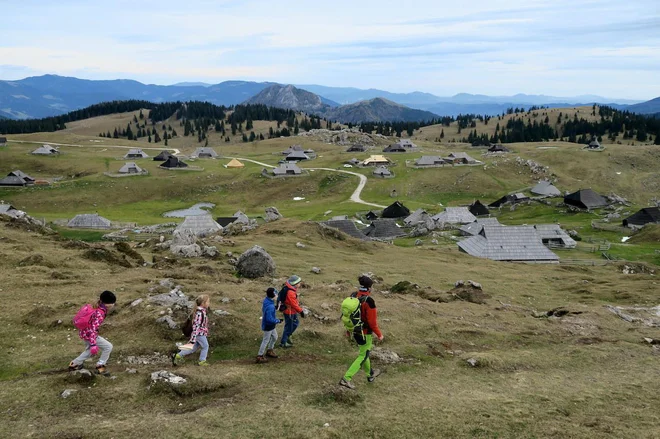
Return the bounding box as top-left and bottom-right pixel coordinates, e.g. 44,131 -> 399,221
198,361 -> 209,367
255,356 -> 268,364
339,378 -> 356,390
172,353 -> 184,366
265,349 -> 278,359
279,341 -> 293,349
95,364 -> 108,375
68,362 -> 83,372
367,368 -> 382,383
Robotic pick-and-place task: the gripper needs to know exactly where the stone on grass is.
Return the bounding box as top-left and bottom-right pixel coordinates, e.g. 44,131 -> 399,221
236,245 -> 276,279
60,389 -> 78,398
467,280 -> 482,290
311,267 -> 321,274
264,207 -> 283,222
296,242 -> 306,249
213,309 -> 231,316
370,347 -> 403,364
150,370 -> 186,385
130,298 -> 143,307
156,315 -> 178,329
454,280 -> 465,287
414,239 -> 423,246
125,368 -> 138,374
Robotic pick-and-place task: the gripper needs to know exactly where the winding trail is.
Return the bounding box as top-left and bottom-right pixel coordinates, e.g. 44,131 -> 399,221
306,168 -> 386,208
8,139 -> 181,155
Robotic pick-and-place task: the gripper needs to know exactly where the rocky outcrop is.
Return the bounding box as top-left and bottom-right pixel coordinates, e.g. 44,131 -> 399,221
236,245 -> 276,278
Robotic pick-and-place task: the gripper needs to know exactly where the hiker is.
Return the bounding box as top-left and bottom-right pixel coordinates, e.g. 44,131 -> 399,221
256,287 -> 282,363
173,295 -> 211,367
278,275 -> 305,348
339,275 -> 382,390
69,290 -> 117,375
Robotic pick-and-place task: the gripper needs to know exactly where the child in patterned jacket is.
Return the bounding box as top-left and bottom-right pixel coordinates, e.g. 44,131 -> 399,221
69,290 -> 117,375
173,295 -> 211,366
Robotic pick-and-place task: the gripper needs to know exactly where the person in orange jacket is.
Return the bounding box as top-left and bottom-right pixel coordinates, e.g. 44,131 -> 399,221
279,275 -> 304,348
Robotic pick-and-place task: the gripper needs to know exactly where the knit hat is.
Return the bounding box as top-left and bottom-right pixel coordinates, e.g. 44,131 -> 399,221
100,290 -> 116,304
288,275 -> 302,286
358,275 -> 373,289
266,287 -> 277,298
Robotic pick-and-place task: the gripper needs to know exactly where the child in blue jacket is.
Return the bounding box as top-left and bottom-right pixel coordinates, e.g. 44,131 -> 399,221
256,288 -> 282,363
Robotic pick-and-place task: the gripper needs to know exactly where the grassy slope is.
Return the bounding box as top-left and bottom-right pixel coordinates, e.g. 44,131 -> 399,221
0,219 -> 659,438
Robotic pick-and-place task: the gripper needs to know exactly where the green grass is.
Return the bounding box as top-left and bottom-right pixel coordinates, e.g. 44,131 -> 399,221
52,226 -> 107,242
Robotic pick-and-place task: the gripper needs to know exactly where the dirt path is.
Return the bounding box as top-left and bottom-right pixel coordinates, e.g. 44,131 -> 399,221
306,167 -> 387,208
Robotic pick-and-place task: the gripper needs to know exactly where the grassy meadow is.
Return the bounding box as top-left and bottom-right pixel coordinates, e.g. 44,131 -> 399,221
0,111 -> 659,438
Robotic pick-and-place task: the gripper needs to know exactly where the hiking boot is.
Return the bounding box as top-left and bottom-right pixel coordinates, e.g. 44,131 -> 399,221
95,364 -> 109,375
198,361 -> 209,367
279,341 -> 293,349
68,361 -> 83,372
255,356 -> 268,364
265,349 -> 278,359
172,353 -> 184,366
339,378 -> 356,390
367,368 -> 382,383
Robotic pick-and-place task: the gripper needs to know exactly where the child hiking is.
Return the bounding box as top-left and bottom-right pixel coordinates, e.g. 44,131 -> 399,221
173,295 -> 211,367
69,290 -> 117,375
277,275 -> 305,349
339,275 -> 382,390
256,287 -> 282,363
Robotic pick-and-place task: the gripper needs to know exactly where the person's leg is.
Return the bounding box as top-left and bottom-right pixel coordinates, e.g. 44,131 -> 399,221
95,336 -> 113,366
71,341 -> 92,365
281,314 -> 293,345
258,331 -> 271,356
343,341 -> 370,381
360,334 -> 373,375
267,328 -> 278,350
290,314 -> 300,336
179,341 -> 200,357
197,336 -> 209,362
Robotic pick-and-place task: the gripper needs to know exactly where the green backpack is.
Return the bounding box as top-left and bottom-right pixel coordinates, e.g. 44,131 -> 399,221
341,296 -> 367,345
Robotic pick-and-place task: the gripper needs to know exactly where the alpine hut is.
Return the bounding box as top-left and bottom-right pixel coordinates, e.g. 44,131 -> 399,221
160,156 -> 189,169
191,147 -> 218,159
363,219 -> 406,239
382,201 -> 410,219
564,189 -> 608,210
373,166 -> 392,177
271,163 -> 302,176
487,144 -> 510,153
459,217 -> 501,236
31,144 -> 59,155
383,144 -> 407,153
118,162 -> 143,174
458,225 -> 559,263
67,214 -> 111,229
531,181 -> 561,197
534,224 -> 577,248
285,150 -> 310,161
346,144 -> 366,152
432,207 -> 477,225
415,156 -> 445,167
321,220 -> 370,240
404,208 -> 431,227
362,155 -> 391,166
468,200 -> 490,217
175,214 -> 222,236
622,207 -> 660,228
124,148 -> 149,159
489,193 -> 529,208
153,151 -> 173,161
281,145 -> 304,155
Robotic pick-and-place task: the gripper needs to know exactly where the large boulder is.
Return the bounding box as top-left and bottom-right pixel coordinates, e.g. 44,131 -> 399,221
236,245 -> 276,278
264,207 -> 283,222
170,243 -> 202,258
172,228 -> 196,246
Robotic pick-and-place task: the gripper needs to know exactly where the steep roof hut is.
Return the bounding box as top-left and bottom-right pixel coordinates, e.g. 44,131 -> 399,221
458,226 -> 559,262
272,163 -> 302,176
488,144 -> 510,153
67,214 -> 111,229
382,201 -> 410,218
373,166 -> 392,177
190,147 -> 218,158
489,193 -> 529,208
623,207 -> 660,228
432,207 -> 477,224
153,151 -> 173,161
534,224 -> 577,248
321,220 -> 370,240
124,148 -> 149,159
175,214 -> 223,236
226,159 -> 245,168
160,156 -> 189,168
564,189 -> 608,210
346,144 -> 366,152
31,144 -> 59,155
362,155 -> 391,166
285,150 -> 310,161
468,200 -> 490,217
118,162 -> 143,174
531,181 -> 561,197
404,208 -> 430,227
415,156 -> 444,166
363,219 -> 406,239
282,145 -> 304,155
383,144 -> 407,153
459,218 -> 501,236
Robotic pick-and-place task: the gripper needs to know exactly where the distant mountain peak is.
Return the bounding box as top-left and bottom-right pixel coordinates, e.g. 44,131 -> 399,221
244,84 -> 337,113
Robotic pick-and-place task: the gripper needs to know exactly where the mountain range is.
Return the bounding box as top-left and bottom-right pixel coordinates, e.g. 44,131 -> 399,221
1,74 -> 658,121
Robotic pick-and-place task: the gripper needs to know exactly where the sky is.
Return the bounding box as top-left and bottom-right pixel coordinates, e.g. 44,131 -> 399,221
1,0 -> 659,99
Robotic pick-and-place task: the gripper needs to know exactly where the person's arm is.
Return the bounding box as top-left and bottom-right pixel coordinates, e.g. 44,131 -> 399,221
364,298 -> 383,339
286,290 -> 303,314
189,310 -> 203,343
265,304 -> 280,325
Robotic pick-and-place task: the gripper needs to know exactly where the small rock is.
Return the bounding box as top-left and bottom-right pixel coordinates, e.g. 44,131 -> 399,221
370,347 -> 403,364
467,358 -> 478,367
156,315 -> 178,330
60,389 -> 78,398
454,280 -> 465,287
296,242 -> 306,249
414,239 -> 423,246
324,423 -> 330,428
159,279 -> 175,289
130,298 -> 143,307
467,280 -> 482,290
431,239 -> 438,245
311,267 -> 321,274
150,370 -> 186,385
213,309 -> 231,316
125,368 -> 138,374
221,297 -> 231,303
226,252 -> 233,258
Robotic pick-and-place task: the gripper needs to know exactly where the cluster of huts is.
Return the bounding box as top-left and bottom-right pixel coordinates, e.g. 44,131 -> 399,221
413,152 -> 481,167
281,145 -> 315,161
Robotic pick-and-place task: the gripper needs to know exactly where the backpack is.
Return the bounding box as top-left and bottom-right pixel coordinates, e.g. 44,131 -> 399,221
72,304 -> 95,330
275,286 -> 288,312
182,316 -> 193,338
341,296 -> 367,345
